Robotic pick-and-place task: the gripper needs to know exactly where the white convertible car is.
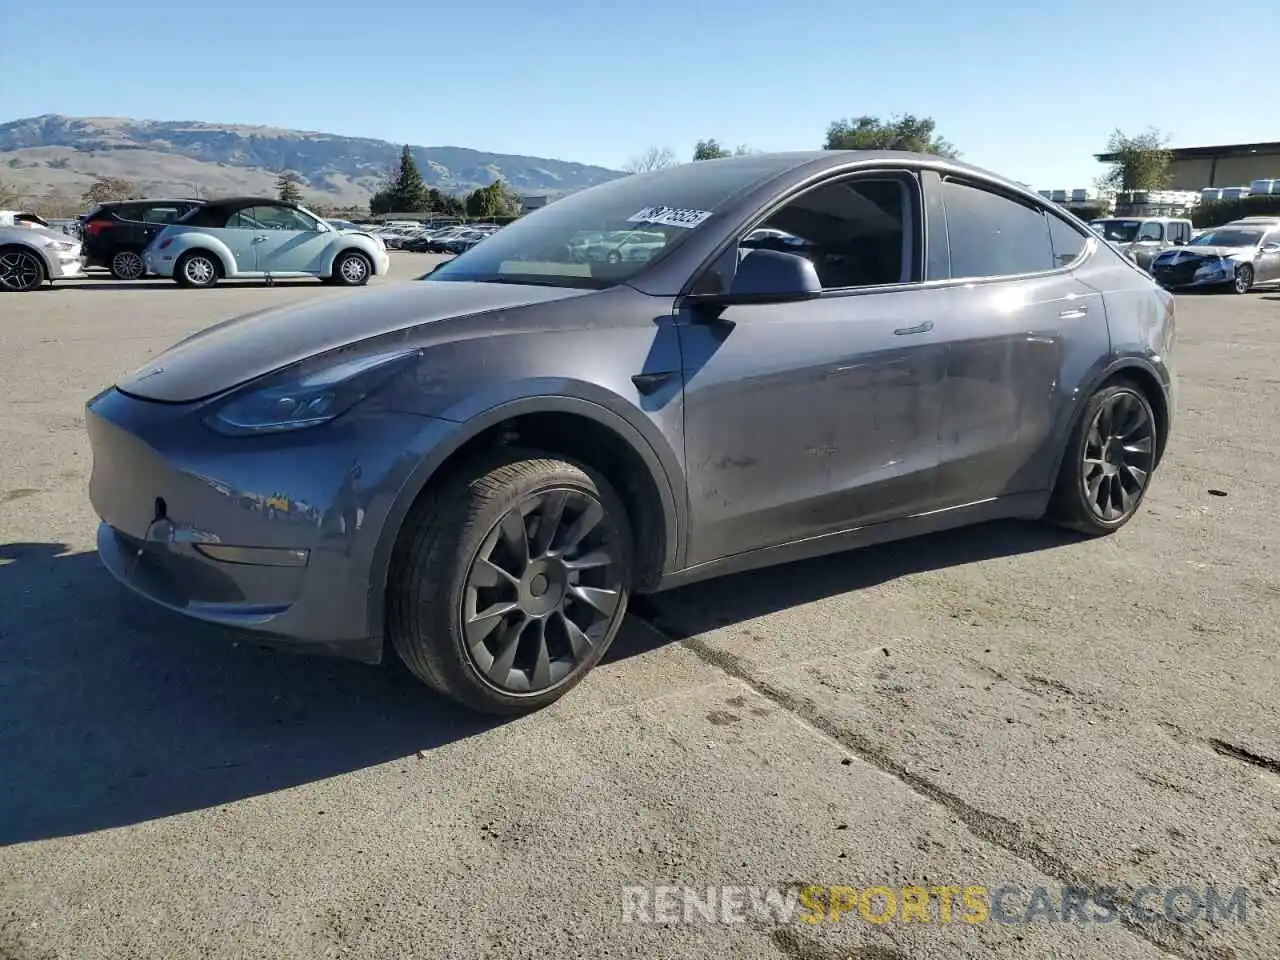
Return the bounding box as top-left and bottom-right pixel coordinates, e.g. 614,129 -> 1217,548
143,197 -> 390,287
0,210 -> 86,292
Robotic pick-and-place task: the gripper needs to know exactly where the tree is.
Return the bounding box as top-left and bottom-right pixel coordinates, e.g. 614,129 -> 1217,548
370,145 -> 429,214
427,187 -> 465,217
276,170 -> 304,204
824,114 -> 958,158
1097,128 -> 1173,192
623,146 -> 679,174
465,180 -> 522,219
693,139 -> 732,161
82,176 -> 138,205
692,139 -> 757,161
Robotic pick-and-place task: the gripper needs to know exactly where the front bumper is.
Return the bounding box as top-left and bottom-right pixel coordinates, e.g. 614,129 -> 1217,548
86,387 -> 446,662
45,249 -> 86,280
1150,259 -> 1236,289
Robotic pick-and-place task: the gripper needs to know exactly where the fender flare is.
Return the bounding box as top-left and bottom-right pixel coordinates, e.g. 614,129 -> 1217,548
323,242 -> 381,277
1044,354 -> 1172,484
365,393 -> 685,643
174,236 -> 235,278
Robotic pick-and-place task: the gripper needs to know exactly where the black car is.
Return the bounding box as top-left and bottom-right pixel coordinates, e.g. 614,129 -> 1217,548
81,199 -> 205,279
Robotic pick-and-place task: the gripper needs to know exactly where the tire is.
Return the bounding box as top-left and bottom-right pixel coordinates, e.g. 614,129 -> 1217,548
174,251 -> 219,288
0,246 -> 46,293
109,250 -> 146,281
331,250 -> 372,286
1232,263 -> 1253,295
1045,381 -> 1159,536
387,450 -> 633,715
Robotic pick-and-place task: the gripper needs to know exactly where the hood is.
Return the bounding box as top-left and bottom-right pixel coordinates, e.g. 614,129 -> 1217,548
115,280 -> 593,403
0,223 -> 75,245
1156,245 -> 1252,260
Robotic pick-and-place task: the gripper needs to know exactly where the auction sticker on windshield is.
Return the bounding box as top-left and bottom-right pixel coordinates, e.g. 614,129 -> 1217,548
626,206 -> 713,229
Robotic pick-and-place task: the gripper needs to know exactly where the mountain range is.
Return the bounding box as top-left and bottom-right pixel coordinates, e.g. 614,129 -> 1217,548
0,115 -> 625,209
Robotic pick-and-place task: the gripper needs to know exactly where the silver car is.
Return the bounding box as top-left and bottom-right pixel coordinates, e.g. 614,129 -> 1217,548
1149,224 -> 1280,293
1090,217 -> 1194,271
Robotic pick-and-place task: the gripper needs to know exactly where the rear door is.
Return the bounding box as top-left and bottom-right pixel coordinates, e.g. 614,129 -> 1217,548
932,175 -> 1107,505
137,202 -> 195,252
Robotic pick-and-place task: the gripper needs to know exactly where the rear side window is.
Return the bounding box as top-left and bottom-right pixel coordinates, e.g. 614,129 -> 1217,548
1048,214 -> 1089,268
941,178 -> 1054,279
140,205 -> 186,224
180,205 -> 231,228
114,203 -> 147,222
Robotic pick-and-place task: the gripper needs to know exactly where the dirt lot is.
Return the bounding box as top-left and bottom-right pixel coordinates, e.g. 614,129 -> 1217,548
2,254 -> 1278,960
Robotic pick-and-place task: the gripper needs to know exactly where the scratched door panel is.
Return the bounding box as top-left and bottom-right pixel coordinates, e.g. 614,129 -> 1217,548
677,286 -> 951,567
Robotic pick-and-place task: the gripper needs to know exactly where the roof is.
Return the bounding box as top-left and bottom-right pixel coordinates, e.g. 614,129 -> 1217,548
1095,141 -> 1280,162
199,196 -> 300,210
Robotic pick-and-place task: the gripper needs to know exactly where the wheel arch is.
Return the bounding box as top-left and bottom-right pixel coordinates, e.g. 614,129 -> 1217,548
324,243 -> 378,277
367,395 -> 684,647
0,242 -> 49,287
1048,356 -> 1172,484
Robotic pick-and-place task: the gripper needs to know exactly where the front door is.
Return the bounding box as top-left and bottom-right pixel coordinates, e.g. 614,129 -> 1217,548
238,204 -> 331,276
1256,230 -> 1280,282
678,170 -> 946,566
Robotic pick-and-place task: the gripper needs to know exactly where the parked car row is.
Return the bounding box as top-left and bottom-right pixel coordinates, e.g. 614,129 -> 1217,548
1,196 -> 391,292
394,223 -> 503,253
1089,215 -> 1280,293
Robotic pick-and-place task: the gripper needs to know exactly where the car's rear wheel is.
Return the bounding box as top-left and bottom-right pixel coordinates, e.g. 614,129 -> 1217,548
388,451 -> 633,715
0,246 -> 45,292
1233,263 -> 1253,295
109,250 -> 146,281
174,251 -> 219,288
1046,381 -> 1158,535
331,250 -> 372,286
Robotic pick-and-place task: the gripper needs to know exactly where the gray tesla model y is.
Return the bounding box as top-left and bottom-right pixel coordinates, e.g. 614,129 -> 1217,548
87,151 -> 1176,714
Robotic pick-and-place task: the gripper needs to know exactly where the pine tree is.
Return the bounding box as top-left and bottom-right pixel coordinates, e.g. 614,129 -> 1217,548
387,145 -> 428,212
276,170 -> 304,204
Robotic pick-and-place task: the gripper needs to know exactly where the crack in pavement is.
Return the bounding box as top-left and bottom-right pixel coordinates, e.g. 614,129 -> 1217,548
1208,739 -> 1280,777
629,600 -> 1236,960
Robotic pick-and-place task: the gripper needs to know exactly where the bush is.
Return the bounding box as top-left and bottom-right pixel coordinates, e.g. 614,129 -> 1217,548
1192,195 -> 1280,228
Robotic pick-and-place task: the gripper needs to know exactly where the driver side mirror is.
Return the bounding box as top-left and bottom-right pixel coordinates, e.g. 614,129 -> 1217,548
691,249 -> 822,307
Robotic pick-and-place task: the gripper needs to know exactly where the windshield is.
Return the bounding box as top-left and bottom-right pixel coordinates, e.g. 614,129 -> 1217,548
427,159 -> 782,288
1190,229 -> 1262,248
1092,219 -> 1142,243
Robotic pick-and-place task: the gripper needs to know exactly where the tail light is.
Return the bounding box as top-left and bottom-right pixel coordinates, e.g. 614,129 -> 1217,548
158,238 -> 173,250
82,220 -> 114,237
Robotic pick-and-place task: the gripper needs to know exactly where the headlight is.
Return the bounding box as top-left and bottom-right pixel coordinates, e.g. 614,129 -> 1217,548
204,348 -> 421,436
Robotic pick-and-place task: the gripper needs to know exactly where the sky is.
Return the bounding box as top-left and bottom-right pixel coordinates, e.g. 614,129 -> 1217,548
2,0 -> 1277,190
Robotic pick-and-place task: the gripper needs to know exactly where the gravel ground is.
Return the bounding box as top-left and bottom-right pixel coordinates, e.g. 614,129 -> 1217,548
1,255 -> 1278,960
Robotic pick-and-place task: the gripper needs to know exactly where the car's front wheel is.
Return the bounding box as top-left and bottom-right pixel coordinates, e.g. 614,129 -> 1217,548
388,451 -> 633,715
1233,263 -> 1254,295
109,250 -> 146,281
0,246 -> 46,292
174,251 -> 220,288
331,250 -> 373,286
1046,381 -> 1159,535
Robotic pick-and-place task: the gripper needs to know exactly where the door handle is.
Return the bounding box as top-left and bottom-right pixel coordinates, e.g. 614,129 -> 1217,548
893,321 -> 933,336
1059,306 -> 1088,319
252,235 -> 268,243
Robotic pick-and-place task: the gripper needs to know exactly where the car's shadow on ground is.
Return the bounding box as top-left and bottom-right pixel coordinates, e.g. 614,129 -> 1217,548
0,520 -> 1077,845
627,519 -> 1083,639
58,279 -> 331,291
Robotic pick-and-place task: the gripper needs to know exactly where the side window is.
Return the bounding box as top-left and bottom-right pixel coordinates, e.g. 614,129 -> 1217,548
224,209 -> 260,229
245,205 -> 318,231
941,179 -> 1054,278
141,205 -> 182,225
1137,222 -> 1164,242
115,203 -> 145,223
736,174 -> 920,290
1047,214 -> 1089,268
